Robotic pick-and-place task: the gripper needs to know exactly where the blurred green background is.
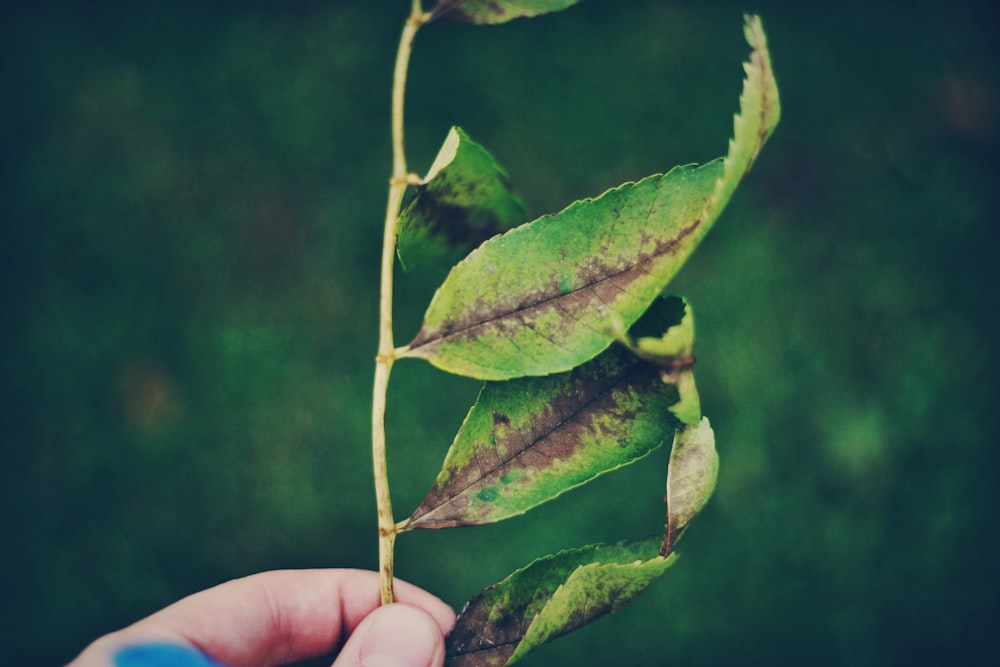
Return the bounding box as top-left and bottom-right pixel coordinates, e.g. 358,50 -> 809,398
3,1 -> 997,665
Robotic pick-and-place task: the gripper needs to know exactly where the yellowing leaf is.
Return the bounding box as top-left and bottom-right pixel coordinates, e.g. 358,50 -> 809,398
446,539 -> 677,667
402,15 -> 780,381
617,295 -> 701,425
663,417 -> 718,555
406,345 -> 684,529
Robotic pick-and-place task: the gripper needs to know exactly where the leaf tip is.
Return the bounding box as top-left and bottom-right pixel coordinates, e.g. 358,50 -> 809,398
739,13 -> 781,145
422,126 -> 461,183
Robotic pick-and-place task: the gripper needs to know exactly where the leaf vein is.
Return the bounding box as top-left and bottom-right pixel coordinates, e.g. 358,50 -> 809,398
423,366 -> 642,514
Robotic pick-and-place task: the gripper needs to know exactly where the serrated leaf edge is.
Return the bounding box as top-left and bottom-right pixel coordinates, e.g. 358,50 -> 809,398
704,14 -> 780,223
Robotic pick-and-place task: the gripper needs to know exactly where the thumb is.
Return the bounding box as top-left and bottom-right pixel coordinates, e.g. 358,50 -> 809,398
331,603 -> 446,667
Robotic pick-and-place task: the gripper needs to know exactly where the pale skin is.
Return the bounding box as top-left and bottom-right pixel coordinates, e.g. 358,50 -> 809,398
68,569 -> 455,667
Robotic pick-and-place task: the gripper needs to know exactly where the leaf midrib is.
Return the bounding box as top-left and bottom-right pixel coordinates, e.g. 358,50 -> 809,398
413,358 -> 650,523
410,216 -> 703,354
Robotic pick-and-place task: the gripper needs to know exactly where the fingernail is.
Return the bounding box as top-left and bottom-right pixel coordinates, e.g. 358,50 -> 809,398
113,643 -> 226,667
359,605 -> 440,667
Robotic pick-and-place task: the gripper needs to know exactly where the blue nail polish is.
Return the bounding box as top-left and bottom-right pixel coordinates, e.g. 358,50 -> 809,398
113,643 -> 227,667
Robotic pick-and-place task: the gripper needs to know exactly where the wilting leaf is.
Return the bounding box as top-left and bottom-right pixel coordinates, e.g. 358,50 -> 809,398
618,295 -> 701,425
398,127 -> 527,272
402,15 -> 780,381
431,0 -> 583,25
405,344 -> 683,529
446,539 -> 677,667
663,417 -> 718,555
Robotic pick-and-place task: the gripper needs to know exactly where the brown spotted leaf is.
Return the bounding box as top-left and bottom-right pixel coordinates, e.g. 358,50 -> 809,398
446,539 -> 677,667
401,15 -> 779,381
431,0 -> 584,25
663,416 -> 718,555
398,127 -> 527,273
405,342 -> 685,530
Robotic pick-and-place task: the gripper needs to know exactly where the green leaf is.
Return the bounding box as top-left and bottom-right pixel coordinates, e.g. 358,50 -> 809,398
446,539 -> 677,667
405,162 -> 719,381
663,417 -> 718,555
617,295 -> 701,425
431,0 -> 584,25
402,15 -> 780,381
398,127 -> 527,273
405,343 -> 683,529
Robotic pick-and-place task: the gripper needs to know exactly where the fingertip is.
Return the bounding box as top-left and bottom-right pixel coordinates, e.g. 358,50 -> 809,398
332,604 -> 446,667
390,580 -> 457,637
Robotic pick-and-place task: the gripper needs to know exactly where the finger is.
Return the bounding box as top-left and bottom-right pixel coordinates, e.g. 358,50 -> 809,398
69,569 -> 455,667
330,603 -> 446,667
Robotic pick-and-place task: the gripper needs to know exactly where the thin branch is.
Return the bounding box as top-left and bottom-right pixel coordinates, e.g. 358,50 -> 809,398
371,1 -> 430,607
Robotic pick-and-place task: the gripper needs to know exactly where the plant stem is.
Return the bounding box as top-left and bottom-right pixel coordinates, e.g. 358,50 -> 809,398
372,0 -> 429,607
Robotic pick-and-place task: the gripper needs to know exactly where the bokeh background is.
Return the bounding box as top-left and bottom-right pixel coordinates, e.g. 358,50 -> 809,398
3,1 -> 997,665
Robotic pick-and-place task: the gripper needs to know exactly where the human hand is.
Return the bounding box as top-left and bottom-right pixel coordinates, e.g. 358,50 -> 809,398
68,569 -> 455,667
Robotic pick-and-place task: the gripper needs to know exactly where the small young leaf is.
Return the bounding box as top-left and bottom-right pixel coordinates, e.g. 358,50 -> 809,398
402,15 -> 780,381
431,0 -> 584,25
398,127 -> 527,272
618,295 -> 701,425
622,295 -> 694,364
663,417 -> 718,555
446,539 -> 677,667
405,344 -> 683,529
